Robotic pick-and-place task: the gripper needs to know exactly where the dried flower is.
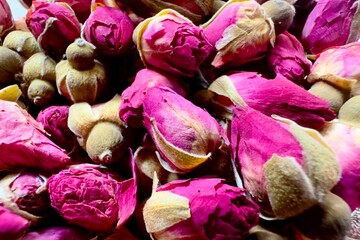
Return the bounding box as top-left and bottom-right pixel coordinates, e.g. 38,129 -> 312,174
68,94 -> 135,164
2,30 -> 41,59
119,68 -> 187,128
83,4 -> 134,56
202,0 -> 275,68
230,106 -> 340,218
0,205 -> 30,240
47,163 -> 137,233
208,72 -> 335,129
338,95 -> 360,126
54,0 -> 91,23
134,9 -> 213,77
143,177 -> 259,239
36,105 -> 77,153
0,100 -> 70,172
143,87 -> 223,173
26,1 -> 81,59
301,0 -> 358,54
0,172 -> 50,224
261,0 -> 296,34
22,225 -> 94,240
268,31 -> 312,85
0,0 -> 14,38
0,46 -> 25,85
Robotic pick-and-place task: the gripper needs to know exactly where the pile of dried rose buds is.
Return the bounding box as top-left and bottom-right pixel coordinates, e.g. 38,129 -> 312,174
1,0 -> 360,239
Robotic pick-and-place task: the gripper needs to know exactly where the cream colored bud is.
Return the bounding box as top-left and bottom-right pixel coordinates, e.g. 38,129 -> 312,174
262,0 -> 295,34
65,38 -> 96,70
22,52 -> 57,83
0,46 -> 25,84
338,95 -> 360,126
2,31 -> 41,59
27,79 -> 56,106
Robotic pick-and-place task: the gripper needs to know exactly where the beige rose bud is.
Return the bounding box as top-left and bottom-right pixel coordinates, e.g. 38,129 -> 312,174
65,38 -> 96,70
261,0 -> 295,34
2,31 -> 41,59
338,95 -> 360,126
22,52 -> 57,106
0,46 -> 25,85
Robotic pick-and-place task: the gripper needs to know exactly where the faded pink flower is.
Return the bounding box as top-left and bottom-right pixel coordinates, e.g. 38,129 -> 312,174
119,68 -> 187,128
83,4 -> 134,56
0,205 -> 31,240
26,1 -> 81,58
268,31 -> 312,85
301,0 -> 358,54
143,178 -> 259,239
54,0 -> 91,23
0,100 -> 70,172
0,0 -> 14,38
47,163 -> 137,233
134,9 -> 213,77
143,87 -> 223,173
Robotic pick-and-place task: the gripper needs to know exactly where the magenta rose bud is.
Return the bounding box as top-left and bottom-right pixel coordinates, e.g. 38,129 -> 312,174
0,100 -> 70,172
134,9 -> 213,77
0,172 -> 50,224
0,205 -> 31,240
47,163 -> 137,233
268,31 -> 312,86
143,178 -> 259,239
301,0 -> 358,54
22,225 -> 94,240
209,72 -> 335,129
230,106 -> 340,218
83,4 -> 134,56
119,68 -> 187,128
36,105 -> 77,153
26,1 -> 81,59
54,0 -> 91,23
202,0 -> 275,68
143,87 -> 223,173
0,0 -> 14,38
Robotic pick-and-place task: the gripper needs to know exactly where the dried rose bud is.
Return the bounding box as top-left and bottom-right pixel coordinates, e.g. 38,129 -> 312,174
261,0 -> 295,34
68,95 -> 135,164
53,0 -> 91,23
307,42 -> 360,97
56,39 -> 108,104
18,0 -> 32,9
208,72 -> 335,129
119,68 -> 187,128
26,1 -> 81,59
134,9 -> 213,77
291,193 -> 351,240
143,87 -> 223,173
22,225 -> 94,240
268,31 -> 312,85
230,106 -> 340,218
0,46 -> 25,85
47,163 -> 137,233
123,0 -> 214,24
202,0 -> 275,68
0,172 -> 50,224
2,30 -> 41,59
338,95 -> 360,126
36,105 -> 78,153
321,121 -> 360,211
0,100 -> 70,172
83,4 -> 134,56
22,52 -> 57,106
143,177 -> 259,239
0,205 -> 31,240
301,0 -> 358,54
0,0 -> 14,38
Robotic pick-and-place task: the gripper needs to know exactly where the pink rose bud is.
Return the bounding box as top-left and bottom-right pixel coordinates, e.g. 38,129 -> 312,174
122,0 -> 214,24
0,0 -> 14,38
134,9 -> 213,77
26,1 -> 81,59
18,0 -> 32,9
230,106 -> 340,218
0,100 -> 70,172
143,177 -> 259,239
143,87 -> 223,173
0,205 -> 31,240
322,121 -> 360,211
119,68 -> 188,128
301,0 -> 358,54
83,3 -> 134,56
202,0 -> 275,68
54,0 -> 91,23
36,105 -> 77,153
22,225 -> 94,240
268,31 -> 312,85
47,163 -> 137,233
0,172 -> 50,224
209,72 -> 335,129
307,42 -> 360,97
